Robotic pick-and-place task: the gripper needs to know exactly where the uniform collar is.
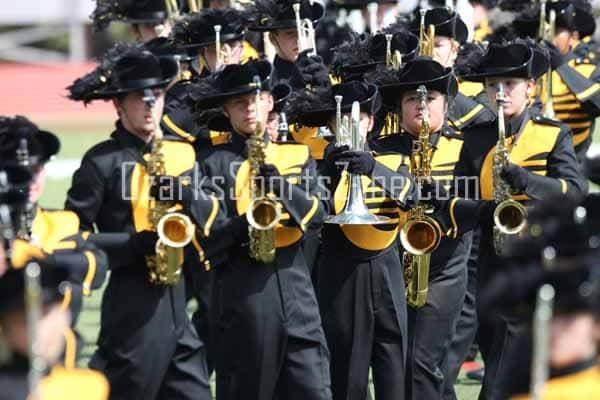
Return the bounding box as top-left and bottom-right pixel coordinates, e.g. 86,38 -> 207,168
112,121 -> 152,152
549,357 -> 598,380
505,109 -> 530,139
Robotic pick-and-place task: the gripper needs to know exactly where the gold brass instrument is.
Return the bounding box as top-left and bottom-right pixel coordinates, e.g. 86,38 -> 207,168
187,0 -> 200,12
401,85 -> 443,308
278,111 -> 289,142
293,3 -> 317,56
418,9 -> 435,57
24,261 -> 44,400
143,89 -> 194,285
382,34 -> 402,135
538,0 -> 556,119
247,75 -> 282,263
325,100 -> 390,225
492,83 -> 527,255
530,283 -> 555,400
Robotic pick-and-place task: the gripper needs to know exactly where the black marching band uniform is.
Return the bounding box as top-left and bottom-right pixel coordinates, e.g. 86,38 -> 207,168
189,59 -> 332,399
370,57 -> 473,400
287,81 -> 418,400
2,1 -> 599,400
454,39 -> 587,399
65,46 -> 217,400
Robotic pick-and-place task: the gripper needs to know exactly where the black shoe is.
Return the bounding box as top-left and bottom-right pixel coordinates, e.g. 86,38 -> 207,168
466,367 -> 484,382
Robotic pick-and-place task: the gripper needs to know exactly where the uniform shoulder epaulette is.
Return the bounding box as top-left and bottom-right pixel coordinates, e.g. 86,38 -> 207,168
531,114 -> 563,127
441,126 -> 464,140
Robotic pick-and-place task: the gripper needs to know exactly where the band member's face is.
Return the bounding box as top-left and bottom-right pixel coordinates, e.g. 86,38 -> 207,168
29,165 -> 46,204
223,92 -> 274,136
132,22 -> 171,41
400,89 -> 446,136
114,88 -> 166,143
328,112 -> 374,142
484,77 -> 533,120
0,302 -> 71,365
201,40 -> 244,72
271,29 -> 299,62
266,111 -> 280,142
433,36 -> 458,68
553,28 -> 579,55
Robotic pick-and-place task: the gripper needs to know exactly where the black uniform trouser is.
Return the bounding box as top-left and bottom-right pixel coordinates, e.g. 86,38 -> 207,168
406,238 -> 469,400
214,252 -> 331,400
189,267 -> 216,375
89,273 -> 211,400
443,229 -> 480,400
318,247 -> 407,400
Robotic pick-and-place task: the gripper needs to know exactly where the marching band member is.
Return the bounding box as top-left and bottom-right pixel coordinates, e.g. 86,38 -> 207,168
0,261 -> 110,400
406,7 -> 496,131
455,39 -> 587,400
92,0 -> 175,41
470,0 -> 496,41
0,116 -> 109,366
66,44 -> 220,400
479,195 -> 600,399
370,56 -> 473,400
286,80 -> 418,400
513,1 -> 600,166
188,59 -> 332,400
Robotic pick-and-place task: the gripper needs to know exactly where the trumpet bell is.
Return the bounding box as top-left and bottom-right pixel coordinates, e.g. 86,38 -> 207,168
326,174 -> 390,225
400,217 -> 442,256
247,198 -> 282,231
494,199 -> 527,235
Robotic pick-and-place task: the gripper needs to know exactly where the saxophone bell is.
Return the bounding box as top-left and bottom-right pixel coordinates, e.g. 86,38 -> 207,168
494,199 -> 527,235
400,216 -> 443,255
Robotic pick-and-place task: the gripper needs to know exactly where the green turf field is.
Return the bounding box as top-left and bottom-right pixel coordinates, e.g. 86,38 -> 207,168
39,119 -> 600,399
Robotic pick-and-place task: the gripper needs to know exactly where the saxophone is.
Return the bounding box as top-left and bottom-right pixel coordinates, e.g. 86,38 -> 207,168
246,76 -> 282,264
492,83 -> 527,255
144,89 -> 194,285
538,0 -> 556,119
400,85 -> 443,308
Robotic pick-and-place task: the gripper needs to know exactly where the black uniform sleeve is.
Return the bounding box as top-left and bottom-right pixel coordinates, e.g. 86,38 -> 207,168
275,157 -> 327,232
371,160 -> 418,209
450,93 -> 496,130
64,155 -> 105,231
556,62 -> 600,117
524,125 -> 588,199
49,235 -> 108,296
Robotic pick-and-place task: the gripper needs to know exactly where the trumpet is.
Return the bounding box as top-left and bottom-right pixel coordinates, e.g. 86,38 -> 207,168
538,0 -> 556,119
293,3 -> 317,57
401,85 -> 443,308
418,9 -> 435,57
187,0 -> 201,12
385,34 -> 402,71
325,100 -> 389,225
492,83 -> 527,255
213,25 -> 232,71
143,89 -> 194,285
247,76 -> 282,263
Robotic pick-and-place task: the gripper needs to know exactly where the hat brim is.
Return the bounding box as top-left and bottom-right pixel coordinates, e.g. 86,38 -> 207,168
273,83 -> 292,113
576,12 -> 596,38
94,56 -> 179,98
380,71 -> 458,103
248,2 -> 325,32
38,130 -> 60,163
462,48 -> 548,83
125,11 -> 169,24
195,60 -> 273,108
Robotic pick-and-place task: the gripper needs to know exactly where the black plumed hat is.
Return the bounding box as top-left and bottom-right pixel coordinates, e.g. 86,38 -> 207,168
285,81 -> 381,127
374,56 -> 458,106
0,116 -> 60,168
331,31 -> 419,81
247,0 -> 325,31
0,165 -> 32,206
68,44 -> 178,102
460,40 -> 549,82
172,8 -> 248,51
469,0 -> 498,8
188,59 -> 273,109
409,7 -> 469,44
91,0 -> 170,32
329,0 -> 396,11
513,1 -> 596,39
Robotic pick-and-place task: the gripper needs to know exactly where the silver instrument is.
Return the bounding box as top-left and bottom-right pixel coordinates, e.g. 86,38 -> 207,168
530,283 -> 555,400
293,3 -> 317,56
325,100 -> 390,225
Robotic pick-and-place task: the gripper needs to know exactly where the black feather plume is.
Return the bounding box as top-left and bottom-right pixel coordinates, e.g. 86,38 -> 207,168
91,0 -> 131,32
284,87 -> 333,125
454,42 -> 486,77
330,32 -> 372,78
